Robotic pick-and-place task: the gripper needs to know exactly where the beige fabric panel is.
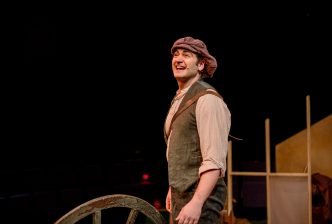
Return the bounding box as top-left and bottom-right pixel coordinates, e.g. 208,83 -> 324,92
270,176 -> 308,224
276,114 -> 332,177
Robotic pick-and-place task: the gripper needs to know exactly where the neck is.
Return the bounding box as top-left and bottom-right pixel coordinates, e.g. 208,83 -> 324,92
177,75 -> 201,91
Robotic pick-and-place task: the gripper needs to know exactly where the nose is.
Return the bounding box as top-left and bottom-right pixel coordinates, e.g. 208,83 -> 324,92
174,57 -> 184,64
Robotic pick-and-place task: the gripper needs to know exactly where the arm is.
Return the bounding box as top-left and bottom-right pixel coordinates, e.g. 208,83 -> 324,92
176,93 -> 230,224
175,169 -> 220,224
165,186 -> 172,213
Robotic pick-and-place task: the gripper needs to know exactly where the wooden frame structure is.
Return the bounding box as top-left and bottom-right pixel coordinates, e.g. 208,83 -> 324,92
226,95 -> 312,224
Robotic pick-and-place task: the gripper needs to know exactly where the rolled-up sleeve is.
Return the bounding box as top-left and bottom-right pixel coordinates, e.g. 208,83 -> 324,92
196,93 -> 231,177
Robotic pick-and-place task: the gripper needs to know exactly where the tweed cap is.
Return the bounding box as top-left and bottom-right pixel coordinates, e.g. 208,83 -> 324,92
171,36 -> 217,78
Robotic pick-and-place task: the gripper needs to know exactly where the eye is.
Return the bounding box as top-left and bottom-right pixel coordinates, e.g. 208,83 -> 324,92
173,51 -> 180,57
183,52 -> 191,58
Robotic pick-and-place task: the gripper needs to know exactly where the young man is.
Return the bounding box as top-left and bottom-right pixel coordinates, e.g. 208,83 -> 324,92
164,36 -> 231,224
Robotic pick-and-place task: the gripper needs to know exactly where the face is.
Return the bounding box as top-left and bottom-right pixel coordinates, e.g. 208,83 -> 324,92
172,48 -> 204,83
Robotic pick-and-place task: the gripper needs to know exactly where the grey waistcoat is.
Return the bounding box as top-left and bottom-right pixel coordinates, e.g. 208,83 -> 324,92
166,80 -> 223,192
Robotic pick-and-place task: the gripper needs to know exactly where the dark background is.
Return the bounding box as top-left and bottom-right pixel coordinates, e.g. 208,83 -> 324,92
5,2 -> 332,223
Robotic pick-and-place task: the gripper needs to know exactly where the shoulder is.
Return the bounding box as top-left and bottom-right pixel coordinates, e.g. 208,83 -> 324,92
196,80 -> 216,90
199,88 -> 223,101
198,91 -> 223,103
197,89 -> 229,110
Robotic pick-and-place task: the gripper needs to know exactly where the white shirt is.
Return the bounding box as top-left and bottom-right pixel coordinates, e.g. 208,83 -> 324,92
165,87 -> 231,177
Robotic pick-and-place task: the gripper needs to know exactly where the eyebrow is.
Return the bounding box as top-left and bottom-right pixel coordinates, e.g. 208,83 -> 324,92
175,49 -> 193,55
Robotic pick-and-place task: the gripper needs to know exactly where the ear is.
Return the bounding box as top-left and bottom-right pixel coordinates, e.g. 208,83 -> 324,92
198,61 -> 205,72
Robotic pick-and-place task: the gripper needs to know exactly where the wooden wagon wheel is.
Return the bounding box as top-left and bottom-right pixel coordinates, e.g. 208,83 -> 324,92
54,194 -> 166,224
